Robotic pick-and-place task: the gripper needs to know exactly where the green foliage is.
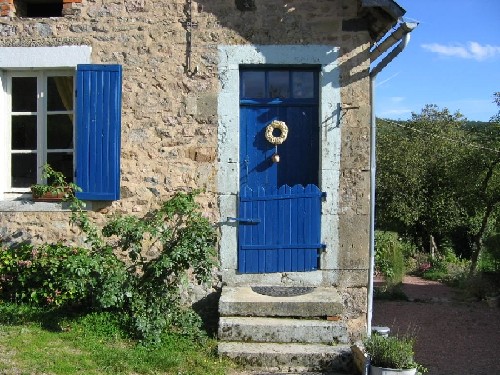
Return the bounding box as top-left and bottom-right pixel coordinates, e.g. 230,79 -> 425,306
481,233 -> 500,272
364,333 -> 426,372
375,231 -> 405,286
0,243 -> 125,307
1,191 -> 218,346
96,191 -> 217,344
30,164 -> 81,198
376,106 -> 467,241
464,272 -> 500,300
406,247 -> 469,287
376,99 -> 500,275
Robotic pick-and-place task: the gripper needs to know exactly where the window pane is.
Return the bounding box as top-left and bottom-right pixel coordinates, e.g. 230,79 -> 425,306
26,2 -> 63,17
47,115 -> 73,149
47,76 -> 73,111
12,153 -> 37,188
268,71 -> 289,98
241,71 -> 265,98
47,152 -> 73,183
11,115 -> 37,150
292,71 -> 315,98
12,77 -> 37,112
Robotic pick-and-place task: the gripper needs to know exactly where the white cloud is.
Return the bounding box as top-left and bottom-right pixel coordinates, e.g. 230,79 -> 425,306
390,96 -> 405,103
421,42 -> 500,61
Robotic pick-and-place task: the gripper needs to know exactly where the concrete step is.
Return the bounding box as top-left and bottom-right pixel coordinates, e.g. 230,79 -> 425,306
218,342 -> 353,373
219,287 -> 343,317
219,317 -> 349,344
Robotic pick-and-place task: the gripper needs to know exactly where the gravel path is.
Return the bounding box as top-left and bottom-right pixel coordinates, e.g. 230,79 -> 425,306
373,276 -> 500,375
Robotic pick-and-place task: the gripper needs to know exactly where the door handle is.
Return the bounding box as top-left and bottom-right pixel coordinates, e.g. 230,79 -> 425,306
227,217 -> 261,224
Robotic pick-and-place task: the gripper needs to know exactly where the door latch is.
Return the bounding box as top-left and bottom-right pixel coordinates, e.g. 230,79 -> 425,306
227,217 -> 261,224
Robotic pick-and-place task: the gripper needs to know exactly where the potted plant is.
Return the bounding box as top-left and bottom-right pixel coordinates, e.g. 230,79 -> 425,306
363,333 -> 427,375
31,164 -> 79,202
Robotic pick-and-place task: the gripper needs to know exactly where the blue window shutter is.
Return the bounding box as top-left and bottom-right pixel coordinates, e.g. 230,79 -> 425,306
76,64 -> 122,200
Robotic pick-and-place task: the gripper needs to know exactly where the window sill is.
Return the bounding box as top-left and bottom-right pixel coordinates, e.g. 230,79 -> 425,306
0,194 -> 108,212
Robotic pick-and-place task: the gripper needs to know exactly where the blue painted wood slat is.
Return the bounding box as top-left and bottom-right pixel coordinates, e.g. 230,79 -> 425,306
238,184 -> 322,273
76,64 -> 122,201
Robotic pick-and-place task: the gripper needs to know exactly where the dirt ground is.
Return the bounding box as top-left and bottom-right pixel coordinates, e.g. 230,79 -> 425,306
373,276 -> 500,375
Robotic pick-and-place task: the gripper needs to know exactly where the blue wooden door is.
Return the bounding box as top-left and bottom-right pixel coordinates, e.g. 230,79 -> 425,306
238,69 -> 323,273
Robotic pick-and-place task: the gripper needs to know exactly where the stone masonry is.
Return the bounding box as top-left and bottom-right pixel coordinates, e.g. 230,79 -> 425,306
0,0 -> 399,342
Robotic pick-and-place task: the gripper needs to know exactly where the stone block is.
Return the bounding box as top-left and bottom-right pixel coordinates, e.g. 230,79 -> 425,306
219,316 -> 348,344
338,213 -> 369,269
196,93 -> 217,120
219,286 -> 343,317
218,342 -> 352,372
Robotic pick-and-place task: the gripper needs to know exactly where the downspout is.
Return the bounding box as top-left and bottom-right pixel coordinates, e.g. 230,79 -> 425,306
367,22 -> 417,336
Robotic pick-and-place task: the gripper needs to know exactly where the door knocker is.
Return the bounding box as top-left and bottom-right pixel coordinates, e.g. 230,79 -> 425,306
265,120 -> 288,163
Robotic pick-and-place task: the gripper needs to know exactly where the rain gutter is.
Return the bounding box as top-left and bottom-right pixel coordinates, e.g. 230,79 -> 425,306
367,21 -> 418,336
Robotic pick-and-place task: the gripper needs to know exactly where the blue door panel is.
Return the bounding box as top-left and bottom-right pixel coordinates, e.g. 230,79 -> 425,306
240,105 -> 319,189
238,184 -> 323,273
238,69 -> 322,274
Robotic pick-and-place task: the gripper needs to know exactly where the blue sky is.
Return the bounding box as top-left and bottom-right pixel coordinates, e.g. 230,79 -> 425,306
375,0 -> 500,121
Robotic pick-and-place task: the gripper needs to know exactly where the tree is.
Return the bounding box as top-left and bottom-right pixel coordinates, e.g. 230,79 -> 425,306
457,93 -> 500,274
376,96 -> 500,275
376,105 -> 466,250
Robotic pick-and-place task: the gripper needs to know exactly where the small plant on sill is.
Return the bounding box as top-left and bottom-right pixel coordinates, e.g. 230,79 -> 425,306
30,164 -> 81,202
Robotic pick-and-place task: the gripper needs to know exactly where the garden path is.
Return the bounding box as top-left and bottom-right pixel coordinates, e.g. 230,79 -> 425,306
373,276 -> 500,375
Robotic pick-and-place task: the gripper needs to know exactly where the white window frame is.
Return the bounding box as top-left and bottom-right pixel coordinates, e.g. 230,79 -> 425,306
5,70 -> 75,193
0,46 -> 91,202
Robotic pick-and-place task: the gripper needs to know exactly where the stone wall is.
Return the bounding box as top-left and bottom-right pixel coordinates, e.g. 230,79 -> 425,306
1,0 -> 378,338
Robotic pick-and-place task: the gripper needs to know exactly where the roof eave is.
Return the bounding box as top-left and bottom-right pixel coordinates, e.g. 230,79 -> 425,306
361,0 -> 407,44
361,0 -> 405,20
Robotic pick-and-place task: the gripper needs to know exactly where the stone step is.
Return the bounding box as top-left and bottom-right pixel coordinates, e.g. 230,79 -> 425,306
219,317 -> 349,344
218,342 -> 352,373
219,287 -> 343,317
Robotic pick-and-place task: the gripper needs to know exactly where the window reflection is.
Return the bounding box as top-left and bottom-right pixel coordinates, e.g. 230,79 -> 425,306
241,71 -> 265,98
47,152 -> 73,183
48,76 -> 73,112
292,72 -> 314,98
12,77 -> 37,112
11,153 -> 37,187
11,115 -> 37,150
268,71 -> 289,98
240,69 -> 316,100
47,115 -> 74,149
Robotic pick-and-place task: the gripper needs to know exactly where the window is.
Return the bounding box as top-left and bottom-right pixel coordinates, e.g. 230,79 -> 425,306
8,71 -> 74,190
14,0 -> 63,18
240,69 -> 317,100
1,64 -> 122,201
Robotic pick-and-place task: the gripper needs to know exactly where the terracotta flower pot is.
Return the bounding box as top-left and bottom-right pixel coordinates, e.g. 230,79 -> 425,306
31,187 -> 71,202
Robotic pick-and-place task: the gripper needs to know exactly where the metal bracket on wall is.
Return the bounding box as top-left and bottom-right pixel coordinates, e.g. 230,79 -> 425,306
182,0 -> 198,76
338,103 -> 360,125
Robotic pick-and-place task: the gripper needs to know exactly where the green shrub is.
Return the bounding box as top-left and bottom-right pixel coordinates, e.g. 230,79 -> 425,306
96,192 -> 217,344
480,233 -> 500,272
421,248 -> 469,286
364,333 -> 426,372
1,191 -> 218,346
375,231 -> 405,286
0,243 -> 125,307
464,272 -> 500,299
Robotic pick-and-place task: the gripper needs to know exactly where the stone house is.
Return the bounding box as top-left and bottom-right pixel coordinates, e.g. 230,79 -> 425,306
0,0 -> 414,371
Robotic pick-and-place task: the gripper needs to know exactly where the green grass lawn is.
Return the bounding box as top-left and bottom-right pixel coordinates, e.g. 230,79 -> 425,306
0,303 -> 232,375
